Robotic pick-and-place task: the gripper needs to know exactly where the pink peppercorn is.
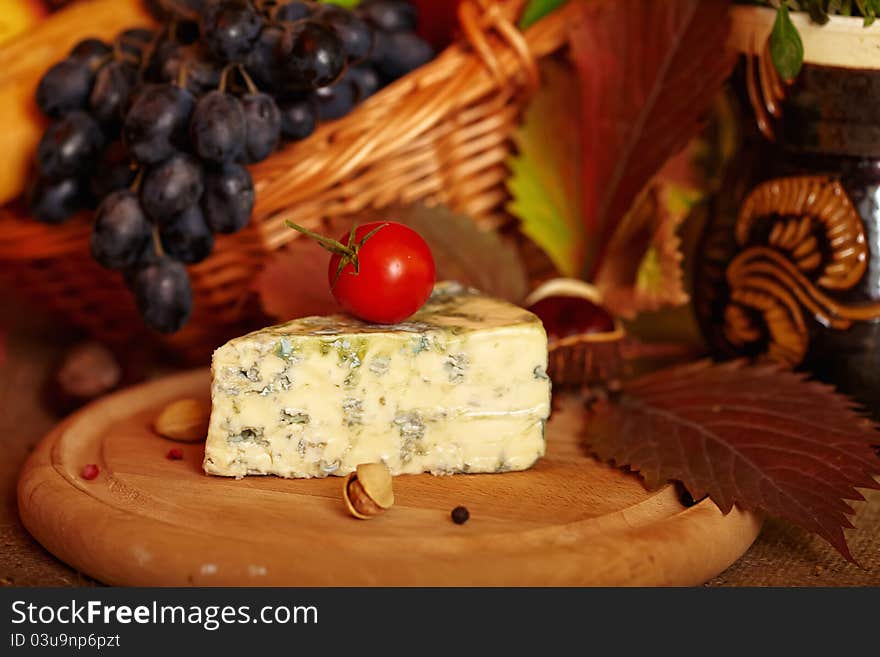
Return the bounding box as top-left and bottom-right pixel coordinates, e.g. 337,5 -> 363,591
81,464 -> 99,480
166,448 -> 184,460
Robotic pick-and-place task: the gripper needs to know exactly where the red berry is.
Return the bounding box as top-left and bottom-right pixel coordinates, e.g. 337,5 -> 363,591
528,296 -> 616,341
81,463 -> 99,480
166,448 -> 184,460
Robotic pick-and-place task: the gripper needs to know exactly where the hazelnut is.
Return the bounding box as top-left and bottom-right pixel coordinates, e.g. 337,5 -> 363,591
343,463 -> 394,519
49,341 -> 122,414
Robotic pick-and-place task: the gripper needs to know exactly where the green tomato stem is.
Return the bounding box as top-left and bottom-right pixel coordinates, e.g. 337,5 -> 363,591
284,220 -> 391,287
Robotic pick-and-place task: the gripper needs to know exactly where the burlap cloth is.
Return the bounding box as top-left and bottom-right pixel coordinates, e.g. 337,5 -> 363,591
2,297 -> 878,587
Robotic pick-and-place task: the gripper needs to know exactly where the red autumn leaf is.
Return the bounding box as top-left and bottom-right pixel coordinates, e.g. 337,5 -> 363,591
254,205 -> 529,321
584,360 -> 880,562
571,0 -> 736,278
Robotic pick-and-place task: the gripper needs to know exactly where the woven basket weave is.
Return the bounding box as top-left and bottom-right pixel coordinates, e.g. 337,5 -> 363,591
0,0 -> 576,362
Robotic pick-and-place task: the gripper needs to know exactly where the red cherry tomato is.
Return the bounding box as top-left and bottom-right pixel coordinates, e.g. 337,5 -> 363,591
328,221 -> 435,324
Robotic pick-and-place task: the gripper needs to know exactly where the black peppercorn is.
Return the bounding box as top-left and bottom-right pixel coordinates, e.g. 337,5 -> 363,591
451,506 -> 469,524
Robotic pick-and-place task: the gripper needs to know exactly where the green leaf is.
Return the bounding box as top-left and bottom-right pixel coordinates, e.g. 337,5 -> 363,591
520,0 -> 569,28
506,60 -> 584,277
769,5 -> 804,79
860,0 -> 880,24
320,0 -> 360,7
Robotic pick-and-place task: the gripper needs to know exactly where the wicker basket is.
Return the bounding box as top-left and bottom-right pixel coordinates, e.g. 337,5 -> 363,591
0,0 -> 577,362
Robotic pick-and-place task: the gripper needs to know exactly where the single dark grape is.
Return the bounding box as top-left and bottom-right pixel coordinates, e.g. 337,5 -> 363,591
272,0 -> 314,23
159,45 -> 222,95
89,61 -> 138,124
376,31 -> 433,82
243,24 -> 286,90
202,162 -> 254,233
27,177 -> 84,224
279,20 -> 345,88
358,0 -> 417,33
314,76 -> 355,121
36,111 -> 104,181
241,92 -> 281,163
200,0 -> 263,62
90,190 -> 153,270
159,204 -> 215,264
190,90 -> 247,163
278,96 -> 317,140
318,5 -> 373,64
90,140 -> 136,199
128,257 -> 193,333
141,153 -> 204,222
35,58 -> 93,118
349,65 -> 381,101
69,38 -> 111,69
123,84 -> 195,164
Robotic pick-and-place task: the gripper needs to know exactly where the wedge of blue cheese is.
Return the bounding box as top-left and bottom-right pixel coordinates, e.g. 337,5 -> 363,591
203,282 -> 551,478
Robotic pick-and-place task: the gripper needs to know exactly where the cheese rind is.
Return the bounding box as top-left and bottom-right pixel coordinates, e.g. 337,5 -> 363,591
203,283 -> 551,478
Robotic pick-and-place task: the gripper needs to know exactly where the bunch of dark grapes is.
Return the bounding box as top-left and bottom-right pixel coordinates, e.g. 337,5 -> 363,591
29,0 -> 434,333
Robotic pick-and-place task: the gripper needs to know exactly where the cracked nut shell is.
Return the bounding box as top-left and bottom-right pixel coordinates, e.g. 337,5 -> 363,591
343,462 -> 394,519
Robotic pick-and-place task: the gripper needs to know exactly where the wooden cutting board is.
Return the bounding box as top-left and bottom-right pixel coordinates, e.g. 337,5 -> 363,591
18,369 -> 762,586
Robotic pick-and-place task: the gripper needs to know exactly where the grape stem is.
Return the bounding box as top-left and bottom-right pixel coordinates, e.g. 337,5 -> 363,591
285,220 -> 389,286
219,65 -> 234,93
236,64 -> 259,95
177,58 -> 190,90
152,224 -> 165,258
129,168 -> 144,193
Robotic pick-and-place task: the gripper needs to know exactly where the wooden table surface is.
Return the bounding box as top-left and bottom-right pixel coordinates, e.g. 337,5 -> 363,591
2,291 -> 879,587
